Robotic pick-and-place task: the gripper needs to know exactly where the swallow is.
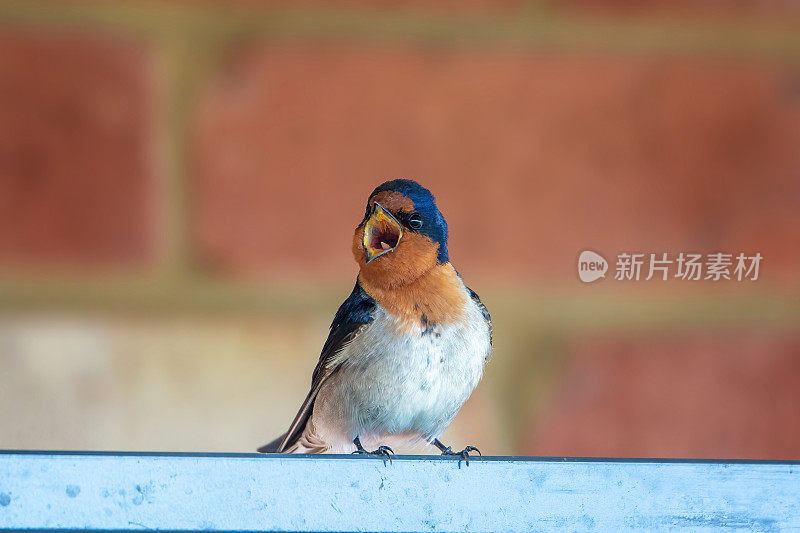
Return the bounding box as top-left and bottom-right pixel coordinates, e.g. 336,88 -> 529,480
258,179 -> 492,461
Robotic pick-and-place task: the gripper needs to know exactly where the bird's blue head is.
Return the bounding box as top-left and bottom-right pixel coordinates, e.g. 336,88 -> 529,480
353,179 -> 450,287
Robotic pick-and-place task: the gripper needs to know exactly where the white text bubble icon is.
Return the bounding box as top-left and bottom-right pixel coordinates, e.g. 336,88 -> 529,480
578,250 -> 608,282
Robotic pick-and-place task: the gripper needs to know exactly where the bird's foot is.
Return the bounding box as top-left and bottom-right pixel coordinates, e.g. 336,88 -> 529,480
352,437 -> 394,464
432,439 -> 481,467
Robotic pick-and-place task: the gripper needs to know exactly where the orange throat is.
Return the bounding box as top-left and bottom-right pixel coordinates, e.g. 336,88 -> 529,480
358,261 -> 468,330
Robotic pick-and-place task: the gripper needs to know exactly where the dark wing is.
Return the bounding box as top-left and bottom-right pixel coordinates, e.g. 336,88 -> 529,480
262,281 -> 375,453
466,286 -> 492,346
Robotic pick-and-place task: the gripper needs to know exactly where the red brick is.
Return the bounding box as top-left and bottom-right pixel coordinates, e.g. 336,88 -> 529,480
526,332 -> 800,459
0,29 -> 156,269
192,45 -> 800,282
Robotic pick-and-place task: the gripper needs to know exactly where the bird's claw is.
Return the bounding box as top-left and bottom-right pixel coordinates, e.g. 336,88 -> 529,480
352,445 -> 394,464
440,445 -> 481,466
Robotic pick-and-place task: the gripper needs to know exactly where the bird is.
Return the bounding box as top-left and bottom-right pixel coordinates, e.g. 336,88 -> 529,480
257,179 -> 492,461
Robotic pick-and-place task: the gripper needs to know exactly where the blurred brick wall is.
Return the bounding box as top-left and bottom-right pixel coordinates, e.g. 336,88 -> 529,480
1,3 -> 798,282
194,46 -> 800,281
0,30 -> 157,269
0,1 -> 798,457
529,331 -> 800,459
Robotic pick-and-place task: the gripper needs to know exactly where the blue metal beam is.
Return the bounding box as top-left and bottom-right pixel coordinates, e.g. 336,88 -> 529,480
1,451 -> 798,532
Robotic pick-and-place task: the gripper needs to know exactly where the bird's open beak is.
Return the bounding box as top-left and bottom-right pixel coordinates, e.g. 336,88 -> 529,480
362,202 -> 403,264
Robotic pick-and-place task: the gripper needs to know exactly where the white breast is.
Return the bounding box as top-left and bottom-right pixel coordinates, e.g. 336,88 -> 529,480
314,283 -> 491,449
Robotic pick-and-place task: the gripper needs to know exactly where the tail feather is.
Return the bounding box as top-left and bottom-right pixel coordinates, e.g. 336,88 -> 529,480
257,433 -> 287,453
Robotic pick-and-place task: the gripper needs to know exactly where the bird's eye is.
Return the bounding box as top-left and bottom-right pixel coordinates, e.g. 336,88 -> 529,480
408,213 -> 423,230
